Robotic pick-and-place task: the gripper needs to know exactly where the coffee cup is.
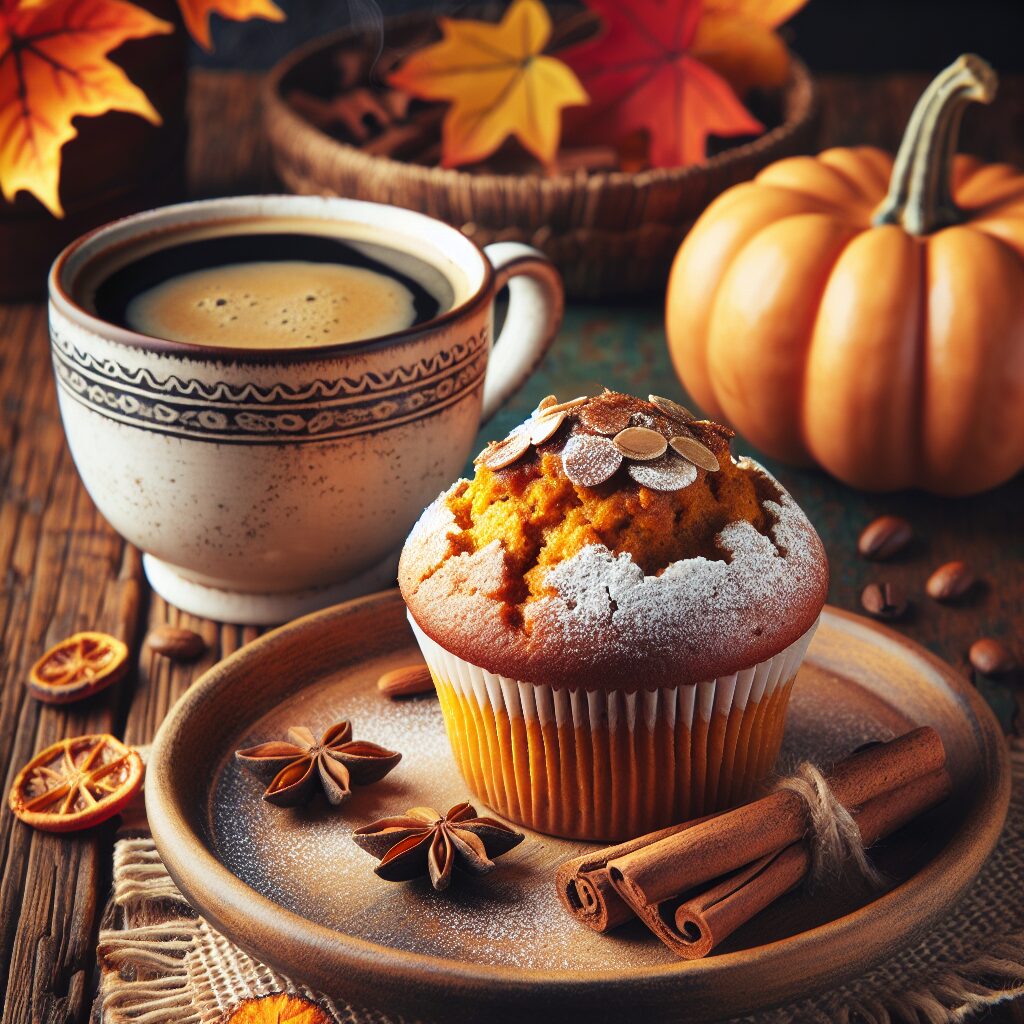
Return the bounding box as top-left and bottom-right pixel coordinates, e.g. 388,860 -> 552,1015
48,194 -> 562,623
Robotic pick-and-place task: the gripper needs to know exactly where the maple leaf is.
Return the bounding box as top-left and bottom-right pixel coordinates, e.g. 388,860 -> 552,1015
692,0 -> 810,95
387,0 -> 588,168
0,0 -> 173,216
561,0 -> 763,168
176,0 -> 283,53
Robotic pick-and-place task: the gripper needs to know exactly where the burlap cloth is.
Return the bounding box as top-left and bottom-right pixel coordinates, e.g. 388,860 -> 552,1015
95,751 -> 1024,1024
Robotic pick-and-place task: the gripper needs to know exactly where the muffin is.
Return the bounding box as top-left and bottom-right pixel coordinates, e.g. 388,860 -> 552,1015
399,391 -> 828,841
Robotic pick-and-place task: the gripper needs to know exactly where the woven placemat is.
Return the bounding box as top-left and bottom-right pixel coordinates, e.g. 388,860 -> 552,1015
95,751 -> 1024,1024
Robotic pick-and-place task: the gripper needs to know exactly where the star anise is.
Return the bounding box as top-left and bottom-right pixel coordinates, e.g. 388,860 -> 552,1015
352,801 -> 525,890
235,721 -> 401,808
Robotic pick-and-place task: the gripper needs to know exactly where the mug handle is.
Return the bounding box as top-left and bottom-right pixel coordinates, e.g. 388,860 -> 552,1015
480,242 -> 564,423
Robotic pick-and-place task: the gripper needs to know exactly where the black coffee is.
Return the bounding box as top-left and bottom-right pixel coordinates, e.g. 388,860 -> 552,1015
90,220 -> 456,349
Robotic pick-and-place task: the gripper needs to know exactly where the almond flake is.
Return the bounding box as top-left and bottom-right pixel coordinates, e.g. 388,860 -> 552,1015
579,400 -> 632,436
669,434 -> 720,471
530,410 -> 567,445
539,395 -> 588,418
475,430 -> 531,471
612,426 -> 667,460
628,453 -> 698,491
649,395 -> 696,423
535,394 -> 558,414
561,434 -> 623,488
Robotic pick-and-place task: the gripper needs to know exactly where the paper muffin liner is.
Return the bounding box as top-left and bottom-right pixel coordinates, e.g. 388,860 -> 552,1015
408,615 -> 818,841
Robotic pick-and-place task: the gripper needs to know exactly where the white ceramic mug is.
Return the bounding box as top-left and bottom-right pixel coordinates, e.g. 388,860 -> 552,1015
48,195 -> 562,624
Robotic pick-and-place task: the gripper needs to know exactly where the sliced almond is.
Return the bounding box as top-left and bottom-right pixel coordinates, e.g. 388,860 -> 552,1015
562,434 -> 623,488
378,664 -> 435,698
628,453 -> 698,492
649,395 -> 696,423
612,426 -> 667,460
538,395 -> 588,418
669,434 -> 719,472
475,430 -> 531,471
579,400 -> 632,436
530,409 -> 567,445
535,394 -> 558,414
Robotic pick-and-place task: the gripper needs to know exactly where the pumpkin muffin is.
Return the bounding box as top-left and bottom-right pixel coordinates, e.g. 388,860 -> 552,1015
399,391 -> 828,841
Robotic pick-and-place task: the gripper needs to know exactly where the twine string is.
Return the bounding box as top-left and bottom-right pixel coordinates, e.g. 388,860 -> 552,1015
776,762 -> 888,889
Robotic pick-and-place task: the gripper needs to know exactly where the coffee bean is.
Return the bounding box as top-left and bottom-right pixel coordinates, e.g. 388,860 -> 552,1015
146,625 -> 206,661
926,560 -> 976,602
968,638 -> 1018,676
861,582 -> 909,620
858,515 -> 913,561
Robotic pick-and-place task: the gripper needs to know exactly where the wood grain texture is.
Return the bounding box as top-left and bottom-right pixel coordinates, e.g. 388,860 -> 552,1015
0,69 -> 1021,1023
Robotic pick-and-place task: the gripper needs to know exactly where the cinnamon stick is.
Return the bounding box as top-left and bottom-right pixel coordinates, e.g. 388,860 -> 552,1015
607,726 -> 945,911
555,816 -> 714,932
663,766 -> 952,959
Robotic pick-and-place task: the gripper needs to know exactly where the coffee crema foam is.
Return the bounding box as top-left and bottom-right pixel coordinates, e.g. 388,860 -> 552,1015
125,261 -> 418,349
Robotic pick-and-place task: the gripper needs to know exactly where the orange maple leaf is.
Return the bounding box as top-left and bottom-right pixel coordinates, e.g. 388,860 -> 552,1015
693,0 -> 810,95
177,0 -> 283,53
387,0 -> 589,168
0,0 -> 173,216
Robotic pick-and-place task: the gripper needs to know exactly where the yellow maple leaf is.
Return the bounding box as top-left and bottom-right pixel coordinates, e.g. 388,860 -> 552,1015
692,0 -> 810,95
388,0 -> 589,168
176,0 -> 283,53
0,0 -> 173,216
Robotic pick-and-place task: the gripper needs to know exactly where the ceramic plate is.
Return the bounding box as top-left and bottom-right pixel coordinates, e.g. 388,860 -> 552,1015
147,590 -> 1010,1023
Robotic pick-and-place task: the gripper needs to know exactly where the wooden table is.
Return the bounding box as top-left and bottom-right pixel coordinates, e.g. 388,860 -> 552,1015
1,70 -> 1021,1024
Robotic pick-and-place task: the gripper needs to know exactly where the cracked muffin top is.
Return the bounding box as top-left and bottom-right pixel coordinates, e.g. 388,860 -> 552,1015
399,391 -> 828,689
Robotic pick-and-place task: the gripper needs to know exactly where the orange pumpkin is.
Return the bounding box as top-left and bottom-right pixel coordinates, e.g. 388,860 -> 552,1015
666,54 -> 1024,495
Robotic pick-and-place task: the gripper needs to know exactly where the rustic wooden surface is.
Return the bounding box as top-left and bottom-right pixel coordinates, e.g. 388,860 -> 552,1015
0,69 -> 1021,1023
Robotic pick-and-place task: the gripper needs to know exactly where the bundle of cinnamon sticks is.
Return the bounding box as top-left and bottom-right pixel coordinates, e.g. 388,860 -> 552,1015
556,727 -> 950,959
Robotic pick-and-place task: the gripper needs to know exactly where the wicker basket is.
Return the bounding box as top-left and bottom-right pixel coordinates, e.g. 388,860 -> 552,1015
263,17 -> 819,300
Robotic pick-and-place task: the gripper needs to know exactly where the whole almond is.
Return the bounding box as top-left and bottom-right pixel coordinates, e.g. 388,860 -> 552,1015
858,515 -> 913,561
146,625 -> 206,661
926,560 -> 976,602
969,638 -> 1017,676
378,664 -> 435,699
861,582 -> 909,621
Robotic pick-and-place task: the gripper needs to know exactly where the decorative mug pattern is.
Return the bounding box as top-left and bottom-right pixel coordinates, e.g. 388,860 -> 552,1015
51,324 -> 489,444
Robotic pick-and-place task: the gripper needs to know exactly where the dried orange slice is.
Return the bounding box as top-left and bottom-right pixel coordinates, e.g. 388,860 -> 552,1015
27,631 -> 129,704
221,994 -> 333,1024
8,734 -> 144,832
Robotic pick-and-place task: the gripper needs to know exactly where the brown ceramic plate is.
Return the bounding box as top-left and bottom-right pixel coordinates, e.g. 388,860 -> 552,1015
147,590 -> 1010,1023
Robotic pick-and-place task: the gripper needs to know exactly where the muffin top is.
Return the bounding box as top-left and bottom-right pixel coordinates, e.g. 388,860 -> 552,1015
399,391 -> 828,689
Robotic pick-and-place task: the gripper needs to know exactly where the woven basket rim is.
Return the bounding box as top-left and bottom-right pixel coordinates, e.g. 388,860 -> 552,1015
263,18 -> 818,194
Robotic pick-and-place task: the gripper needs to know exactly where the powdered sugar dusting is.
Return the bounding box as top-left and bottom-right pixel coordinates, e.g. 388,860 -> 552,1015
525,460 -> 823,681
402,457 -> 828,689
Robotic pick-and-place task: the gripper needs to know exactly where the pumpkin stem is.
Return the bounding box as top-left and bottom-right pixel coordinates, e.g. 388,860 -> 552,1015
873,54 -> 997,235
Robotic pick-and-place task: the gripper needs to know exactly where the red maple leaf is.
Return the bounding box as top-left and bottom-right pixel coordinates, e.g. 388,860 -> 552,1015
561,0 -> 763,168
